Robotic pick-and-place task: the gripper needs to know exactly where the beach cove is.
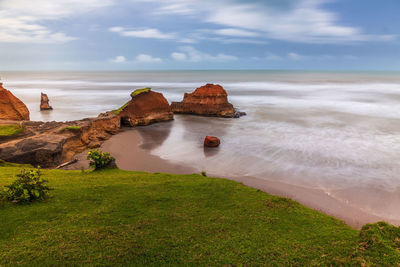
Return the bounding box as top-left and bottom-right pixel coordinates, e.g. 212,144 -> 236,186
4,70 -> 400,227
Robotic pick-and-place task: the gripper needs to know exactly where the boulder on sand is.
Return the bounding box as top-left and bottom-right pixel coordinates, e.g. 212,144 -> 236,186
0,83 -> 29,121
204,136 -> 220,147
171,83 -> 238,117
40,92 -> 53,110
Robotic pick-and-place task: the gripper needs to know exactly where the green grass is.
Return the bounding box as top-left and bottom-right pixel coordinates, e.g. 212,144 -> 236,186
0,167 -> 398,266
62,125 -> 81,131
0,124 -> 22,136
130,87 -> 151,97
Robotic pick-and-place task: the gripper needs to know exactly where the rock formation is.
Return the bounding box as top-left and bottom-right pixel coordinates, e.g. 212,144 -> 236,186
0,115 -> 121,168
204,136 -> 220,147
40,93 -> 53,110
0,88 -> 173,167
115,88 -> 173,126
171,84 -> 236,117
0,83 -> 29,121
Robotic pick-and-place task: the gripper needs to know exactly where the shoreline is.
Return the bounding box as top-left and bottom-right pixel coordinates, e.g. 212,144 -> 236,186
68,127 -> 398,229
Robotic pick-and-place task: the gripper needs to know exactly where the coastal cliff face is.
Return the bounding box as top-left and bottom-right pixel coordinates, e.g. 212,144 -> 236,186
170,84 -> 235,117
117,88 -> 174,126
0,83 -> 30,121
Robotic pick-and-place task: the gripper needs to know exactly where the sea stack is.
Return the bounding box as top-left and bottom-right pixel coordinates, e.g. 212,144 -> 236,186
115,88 -> 174,126
40,92 -> 53,110
0,82 -> 30,121
170,83 -> 236,117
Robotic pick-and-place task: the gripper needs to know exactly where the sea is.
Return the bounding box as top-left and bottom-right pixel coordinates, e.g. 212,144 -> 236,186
2,70 -> 400,220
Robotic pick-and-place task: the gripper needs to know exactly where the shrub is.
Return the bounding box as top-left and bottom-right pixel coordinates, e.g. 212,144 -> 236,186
87,149 -> 115,170
1,169 -> 50,203
201,171 -> 207,177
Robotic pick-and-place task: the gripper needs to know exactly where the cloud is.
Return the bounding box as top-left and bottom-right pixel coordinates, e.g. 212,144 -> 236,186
136,54 -> 163,63
141,0 -> 396,44
109,27 -> 175,39
171,46 -> 238,62
110,56 -> 127,63
287,52 -> 306,60
214,28 -> 260,37
171,52 -> 187,61
0,0 -> 114,43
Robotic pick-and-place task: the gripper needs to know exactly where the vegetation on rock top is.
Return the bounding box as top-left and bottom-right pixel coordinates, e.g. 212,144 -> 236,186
130,87 -> 151,98
0,124 -> 22,136
112,101 -> 129,115
62,125 -> 81,131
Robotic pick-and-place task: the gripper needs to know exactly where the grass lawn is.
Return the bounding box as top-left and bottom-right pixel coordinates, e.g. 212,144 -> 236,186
0,167 -> 399,266
0,124 -> 22,136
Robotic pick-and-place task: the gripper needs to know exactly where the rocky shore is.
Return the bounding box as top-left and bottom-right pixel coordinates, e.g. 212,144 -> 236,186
0,83 -> 245,168
0,87 -> 174,167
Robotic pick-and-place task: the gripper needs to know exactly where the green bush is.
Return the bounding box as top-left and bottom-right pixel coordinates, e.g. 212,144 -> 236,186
87,149 -> 115,170
1,169 -> 50,203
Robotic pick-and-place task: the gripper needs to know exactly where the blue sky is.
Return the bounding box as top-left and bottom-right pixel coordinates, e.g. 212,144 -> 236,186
0,0 -> 399,70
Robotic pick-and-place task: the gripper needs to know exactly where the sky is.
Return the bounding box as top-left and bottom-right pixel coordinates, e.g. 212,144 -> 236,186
0,0 -> 400,71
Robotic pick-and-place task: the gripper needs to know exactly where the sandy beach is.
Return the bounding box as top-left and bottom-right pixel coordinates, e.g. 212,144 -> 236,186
68,124 -> 400,229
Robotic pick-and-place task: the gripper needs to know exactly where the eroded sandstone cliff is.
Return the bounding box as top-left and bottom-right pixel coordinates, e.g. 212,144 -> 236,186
0,83 -> 29,121
170,84 -> 235,117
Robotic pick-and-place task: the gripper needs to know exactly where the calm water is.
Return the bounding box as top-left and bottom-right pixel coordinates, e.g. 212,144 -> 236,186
3,70 -> 400,220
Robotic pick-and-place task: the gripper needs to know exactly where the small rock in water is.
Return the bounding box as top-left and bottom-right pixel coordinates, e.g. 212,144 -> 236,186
204,136 -> 220,147
40,92 -> 53,111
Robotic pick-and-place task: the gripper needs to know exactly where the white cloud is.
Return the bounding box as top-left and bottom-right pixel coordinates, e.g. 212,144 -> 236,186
109,27 -> 175,39
0,0 -> 113,43
140,0 -> 396,44
287,52 -> 306,60
110,56 -> 127,63
171,46 -> 238,62
136,54 -> 163,63
214,28 -> 260,37
171,52 -> 187,61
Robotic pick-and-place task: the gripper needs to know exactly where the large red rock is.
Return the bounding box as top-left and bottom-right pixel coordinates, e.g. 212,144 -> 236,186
116,88 -> 173,126
0,83 -> 29,120
204,136 -> 220,147
171,83 -> 235,117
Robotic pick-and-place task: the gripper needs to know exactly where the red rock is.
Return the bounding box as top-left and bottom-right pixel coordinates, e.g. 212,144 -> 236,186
0,83 -> 29,121
204,136 -> 220,147
117,88 -> 173,126
40,92 -> 53,110
171,83 -> 235,117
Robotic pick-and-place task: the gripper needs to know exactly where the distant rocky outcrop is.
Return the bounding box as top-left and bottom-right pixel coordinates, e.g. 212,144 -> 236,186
171,83 -> 239,117
0,83 -> 29,121
114,88 -> 173,126
40,93 -> 53,110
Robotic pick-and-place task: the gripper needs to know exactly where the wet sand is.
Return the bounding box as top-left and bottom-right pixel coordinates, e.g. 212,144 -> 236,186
67,126 -> 399,229
67,127 -> 196,175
